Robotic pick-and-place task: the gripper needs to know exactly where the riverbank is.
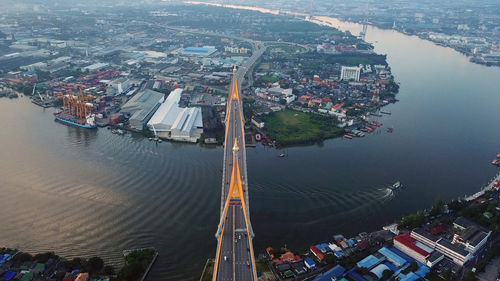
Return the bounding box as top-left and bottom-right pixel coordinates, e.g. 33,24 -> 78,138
0,247 -> 157,281
257,173 -> 500,281
336,18 -> 500,68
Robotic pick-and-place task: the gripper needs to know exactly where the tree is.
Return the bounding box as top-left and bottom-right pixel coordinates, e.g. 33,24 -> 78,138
87,257 -> 104,274
70,257 -> 85,270
34,252 -> 59,263
462,271 -> 479,281
55,271 -> 66,281
14,252 -> 33,263
118,262 -> 144,281
430,198 -> 444,216
381,269 -> 394,280
324,254 -> 336,265
398,211 -> 425,229
448,199 -> 467,213
103,265 -> 116,275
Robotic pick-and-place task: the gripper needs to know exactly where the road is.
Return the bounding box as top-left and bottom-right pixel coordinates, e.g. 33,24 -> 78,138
212,69 -> 257,281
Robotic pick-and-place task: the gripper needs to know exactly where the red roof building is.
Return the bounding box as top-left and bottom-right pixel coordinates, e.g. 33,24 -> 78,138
310,246 -> 324,261
430,225 -> 444,235
394,234 -> 430,263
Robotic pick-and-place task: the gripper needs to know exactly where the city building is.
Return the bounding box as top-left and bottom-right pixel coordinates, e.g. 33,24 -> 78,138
435,239 -> 472,266
426,252 -> 445,268
81,62 -> 109,72
121,89 -> 165,130
74,273 -> 89,281
251,117 -> 264,129
340,66 -> 361,81
393,234 -> 431,264
310,246 -> 324,261
147,88 -> 203,143
452,217 -> 490,254
107,77 -> 131,95
180,46 -> 217,56
304,257 -> 316,269
410,228 -> 440,248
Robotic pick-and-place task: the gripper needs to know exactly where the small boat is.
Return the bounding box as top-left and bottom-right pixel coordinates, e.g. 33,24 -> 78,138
386,127 -> 393,133
389,181 -> 402,190
344,134 -> 353,139
492,159 -> 500,166
380,110 -> 391,115
279,153 -> 286,157
116,129 -> 125,135
158,139 -> 162,143
497,153 -> 500,158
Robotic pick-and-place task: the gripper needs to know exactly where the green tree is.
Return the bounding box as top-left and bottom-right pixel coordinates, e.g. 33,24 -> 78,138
104,265 -> 116,275
34,252 -> 59,263
430,198 -> 444,216
462,271 -> 479,281
381,269 -> 394,280
55,271 -> 66,281
14,252 -> 33,263
87,257 -> 104,274
398,211 -> 425,229
118,262 -> 143,281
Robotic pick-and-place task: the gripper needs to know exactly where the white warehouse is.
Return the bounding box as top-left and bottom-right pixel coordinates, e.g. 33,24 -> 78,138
147,88 -> 203,143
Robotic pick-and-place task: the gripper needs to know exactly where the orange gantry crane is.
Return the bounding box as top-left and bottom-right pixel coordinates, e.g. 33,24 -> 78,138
61,88 -> 95,120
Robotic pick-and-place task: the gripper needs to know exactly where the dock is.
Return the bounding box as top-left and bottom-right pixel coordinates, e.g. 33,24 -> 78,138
465,171 -> 500,201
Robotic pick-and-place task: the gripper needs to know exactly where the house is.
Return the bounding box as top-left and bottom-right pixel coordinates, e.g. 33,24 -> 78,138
304,257 -> 316,269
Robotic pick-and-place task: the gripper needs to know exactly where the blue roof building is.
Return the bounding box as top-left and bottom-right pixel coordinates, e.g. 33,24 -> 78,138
312,265 -> 345,281
304,257 -> 316,269
378,247 -> 407,267
2,271 -> 16,281
399,272 -> 420,281
357,255 -> 383,269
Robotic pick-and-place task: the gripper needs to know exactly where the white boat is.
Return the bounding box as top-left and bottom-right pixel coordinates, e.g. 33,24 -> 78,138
389,181 -> 402,190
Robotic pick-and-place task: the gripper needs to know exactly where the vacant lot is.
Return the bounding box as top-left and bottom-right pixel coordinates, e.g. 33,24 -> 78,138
262,109 -> 342,146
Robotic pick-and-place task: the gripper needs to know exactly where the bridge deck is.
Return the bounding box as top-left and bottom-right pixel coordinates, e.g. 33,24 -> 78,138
213,68 -> 256,281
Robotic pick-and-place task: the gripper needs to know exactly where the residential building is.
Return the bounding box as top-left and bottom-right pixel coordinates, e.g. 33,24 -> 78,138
304,257 -> 316,269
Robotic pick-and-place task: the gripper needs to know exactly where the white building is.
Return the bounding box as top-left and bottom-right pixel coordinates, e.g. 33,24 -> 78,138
452,217 -> 491,254
82,62 -> 109,72
340,66 -> 361,81
147,89 -> 203,143
411,226 -> 477,266
435,239 -> 472,266
108,78 -> 131,95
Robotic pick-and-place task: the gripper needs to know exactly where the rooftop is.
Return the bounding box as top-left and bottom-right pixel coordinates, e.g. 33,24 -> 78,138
394,234 -> 430,257
436,239 -> 469,257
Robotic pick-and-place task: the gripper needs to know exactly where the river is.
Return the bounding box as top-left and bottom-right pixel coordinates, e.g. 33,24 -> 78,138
0,16 -> 500,281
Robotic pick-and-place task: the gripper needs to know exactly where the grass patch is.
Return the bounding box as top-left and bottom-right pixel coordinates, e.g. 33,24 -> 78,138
261,109 -> 342,146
